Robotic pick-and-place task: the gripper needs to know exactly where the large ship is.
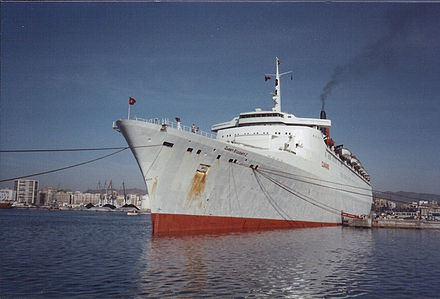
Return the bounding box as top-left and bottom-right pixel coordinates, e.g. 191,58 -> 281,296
114,58 -> 373,234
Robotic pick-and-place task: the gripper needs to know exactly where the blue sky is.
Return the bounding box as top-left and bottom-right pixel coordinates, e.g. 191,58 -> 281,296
1,3 -> 439,194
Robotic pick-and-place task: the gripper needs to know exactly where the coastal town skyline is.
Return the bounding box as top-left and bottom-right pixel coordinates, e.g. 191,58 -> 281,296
1,3 -> 440,194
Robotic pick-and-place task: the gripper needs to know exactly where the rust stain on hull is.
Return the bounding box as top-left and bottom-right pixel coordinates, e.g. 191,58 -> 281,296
151,178 -> 158,196
185,171 -> 207,209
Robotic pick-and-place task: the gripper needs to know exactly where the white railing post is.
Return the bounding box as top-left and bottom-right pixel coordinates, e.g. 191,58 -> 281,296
131,116 -> 217,139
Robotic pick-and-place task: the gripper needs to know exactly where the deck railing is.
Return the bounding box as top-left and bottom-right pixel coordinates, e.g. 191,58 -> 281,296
134,117 -> 217,139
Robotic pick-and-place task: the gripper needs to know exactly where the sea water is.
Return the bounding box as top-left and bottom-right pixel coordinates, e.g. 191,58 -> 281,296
1,209 -> 439,298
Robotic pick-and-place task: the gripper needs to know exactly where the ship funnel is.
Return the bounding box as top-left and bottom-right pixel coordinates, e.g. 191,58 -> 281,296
320,109 -> 335,147
320,110 -> 327,135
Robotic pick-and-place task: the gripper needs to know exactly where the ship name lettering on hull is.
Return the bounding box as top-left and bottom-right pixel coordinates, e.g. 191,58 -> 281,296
224,146 -> 248,157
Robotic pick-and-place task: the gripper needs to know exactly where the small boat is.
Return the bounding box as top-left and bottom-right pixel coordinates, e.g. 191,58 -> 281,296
127,210 -> 139,216
0,202 -> 13,209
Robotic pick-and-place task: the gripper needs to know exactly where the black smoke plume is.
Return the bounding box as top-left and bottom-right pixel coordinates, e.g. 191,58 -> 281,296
319,8 -> 421,111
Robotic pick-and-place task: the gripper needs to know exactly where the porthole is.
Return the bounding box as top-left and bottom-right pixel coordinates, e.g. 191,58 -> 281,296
163,141 -> 174,148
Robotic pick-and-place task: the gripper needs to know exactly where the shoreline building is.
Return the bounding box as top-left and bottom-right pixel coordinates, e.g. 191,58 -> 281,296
39,187 -> 57,206
14,179 -> 39,204
0,188 -> 15,202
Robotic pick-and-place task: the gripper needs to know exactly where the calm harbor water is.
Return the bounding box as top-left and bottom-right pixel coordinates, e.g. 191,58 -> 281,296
1,209 -> 439,298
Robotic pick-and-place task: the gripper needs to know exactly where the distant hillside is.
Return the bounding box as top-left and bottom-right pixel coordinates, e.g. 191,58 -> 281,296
84,188 -> 147,196
373,191 -> 440,203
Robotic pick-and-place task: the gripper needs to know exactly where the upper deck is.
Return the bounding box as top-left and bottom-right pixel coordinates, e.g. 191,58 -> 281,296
211,110 -> 331,132
207,58 -> 369,183
211,58 -> 330,133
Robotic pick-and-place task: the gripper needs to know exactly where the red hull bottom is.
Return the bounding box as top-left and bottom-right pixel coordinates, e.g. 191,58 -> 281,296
151,213 -> 339,235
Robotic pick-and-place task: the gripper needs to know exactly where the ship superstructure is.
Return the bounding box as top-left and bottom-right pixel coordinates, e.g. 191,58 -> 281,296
114,58 -> 372,234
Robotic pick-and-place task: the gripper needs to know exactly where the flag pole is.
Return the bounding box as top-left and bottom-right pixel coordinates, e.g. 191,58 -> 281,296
128,96 -> 131,120
128,101 -> 131,120
128,97 -> 136,119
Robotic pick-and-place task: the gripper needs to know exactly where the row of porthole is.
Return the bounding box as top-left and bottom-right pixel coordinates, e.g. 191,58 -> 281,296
187,147 -> 222,160
166,141 -> 250,164
186,147 -> 201,154
175,142 -> 259,168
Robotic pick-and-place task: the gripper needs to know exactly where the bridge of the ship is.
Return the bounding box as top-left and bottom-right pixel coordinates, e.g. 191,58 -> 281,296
211,111 -> 331,132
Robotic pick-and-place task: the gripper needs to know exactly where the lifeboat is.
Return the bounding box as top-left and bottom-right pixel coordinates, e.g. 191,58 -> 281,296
337,148 -> 352,161
350,156 -> 360,167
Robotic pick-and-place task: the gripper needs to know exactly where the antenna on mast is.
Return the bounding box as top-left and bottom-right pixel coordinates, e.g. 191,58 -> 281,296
265,57 -> 292,112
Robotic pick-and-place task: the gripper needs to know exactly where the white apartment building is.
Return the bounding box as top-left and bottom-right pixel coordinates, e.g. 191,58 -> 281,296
14,179 -> 39,204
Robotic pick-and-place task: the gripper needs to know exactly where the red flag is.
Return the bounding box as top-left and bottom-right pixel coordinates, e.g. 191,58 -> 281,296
129,97 -> 136,105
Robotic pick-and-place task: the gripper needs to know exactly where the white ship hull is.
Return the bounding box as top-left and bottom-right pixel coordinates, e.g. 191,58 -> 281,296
115,119 -> 372,234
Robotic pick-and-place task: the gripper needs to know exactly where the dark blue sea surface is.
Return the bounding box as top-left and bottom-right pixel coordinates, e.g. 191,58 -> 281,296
1,209 -> 439,298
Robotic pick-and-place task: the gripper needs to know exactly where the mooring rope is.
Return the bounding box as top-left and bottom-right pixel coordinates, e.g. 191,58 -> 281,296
255,168 -> 342,216
252,168 -> 294,223
0,144 -> 163,182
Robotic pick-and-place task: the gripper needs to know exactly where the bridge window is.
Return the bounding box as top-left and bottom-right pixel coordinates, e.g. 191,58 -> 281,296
239,113 -> 284,119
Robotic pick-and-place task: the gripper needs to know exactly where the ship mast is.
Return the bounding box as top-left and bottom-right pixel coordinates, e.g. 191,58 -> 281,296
266,57 -> 292,112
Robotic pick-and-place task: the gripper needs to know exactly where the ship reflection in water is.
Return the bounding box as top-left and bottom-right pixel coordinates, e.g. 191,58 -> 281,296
139,228 -> 378,297
139,227 -> 440,298
1,209 -> 439,298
